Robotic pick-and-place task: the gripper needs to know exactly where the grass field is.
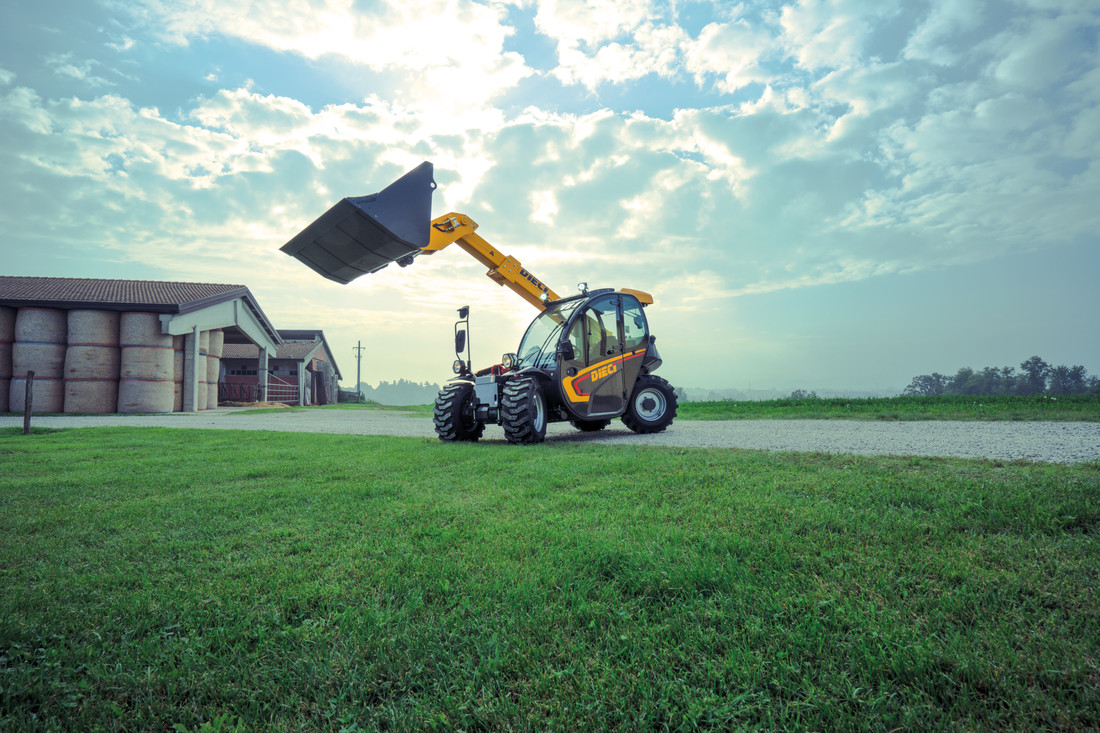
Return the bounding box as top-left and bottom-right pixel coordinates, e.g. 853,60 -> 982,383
236,394 -> 1100,422
11,393 -> 1100,422
1,427 -> 1097,730
678,394 -> 1100,422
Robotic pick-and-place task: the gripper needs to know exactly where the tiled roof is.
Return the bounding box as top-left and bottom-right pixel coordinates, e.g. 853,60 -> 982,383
222,341 -> 322,361
0,276 -> 247,311
221,329 -> 342,379
0,275 -> 283,349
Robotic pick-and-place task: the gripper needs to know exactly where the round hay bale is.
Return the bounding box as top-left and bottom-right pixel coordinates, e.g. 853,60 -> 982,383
64,311 -> 122,414
0,378 -> 8,412
65,378 -> 119,413
117,378 -> 174,413
173,335 -> 184,412
208,329 -> 224,358
0,342 -> 12,380
0,306 -> 14,381
65,344 -> 121,377
0,306 -> 14,342
10,375 -> 65,413
68,310 -> 120,346
119,312 -> 173,381
12,307 -> 67,380
119,312 -> 169,347
196,331 -> 211,410
14,307 -> 66,344
118,312 -> 174,412
13,343 -> 67,379
206,355 -> 221,409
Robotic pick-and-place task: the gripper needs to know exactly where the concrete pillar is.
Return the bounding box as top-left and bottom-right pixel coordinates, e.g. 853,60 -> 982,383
181,326 -> 201,412
258,347 -> 268,402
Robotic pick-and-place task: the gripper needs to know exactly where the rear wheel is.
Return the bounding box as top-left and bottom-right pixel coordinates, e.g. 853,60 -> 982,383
502,376 -> 548,444
434,382 -> 484,441
621,375 -> 677,434
570,419 -> 611,432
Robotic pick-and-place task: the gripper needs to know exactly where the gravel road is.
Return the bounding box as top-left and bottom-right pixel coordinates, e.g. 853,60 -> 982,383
3,409 -> 1098,463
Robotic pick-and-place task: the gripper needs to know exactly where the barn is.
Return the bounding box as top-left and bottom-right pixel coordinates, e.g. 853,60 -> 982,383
0,276 -> 282,413
221,329 -> 342,406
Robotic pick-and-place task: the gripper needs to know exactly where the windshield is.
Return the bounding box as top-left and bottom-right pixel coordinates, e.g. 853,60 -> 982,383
515,299 -> 584,369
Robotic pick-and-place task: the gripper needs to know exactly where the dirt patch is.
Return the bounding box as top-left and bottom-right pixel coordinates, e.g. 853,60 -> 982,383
221,401 -> 293,408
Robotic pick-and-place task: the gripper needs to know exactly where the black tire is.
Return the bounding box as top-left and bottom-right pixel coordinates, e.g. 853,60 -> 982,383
621,374 -> 678,434
501,376 -> 548,444
433,382 -> 484,442
570,419 -> 611,432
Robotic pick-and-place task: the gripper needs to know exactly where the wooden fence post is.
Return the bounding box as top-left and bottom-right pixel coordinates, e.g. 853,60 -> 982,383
23,370 -> 35,435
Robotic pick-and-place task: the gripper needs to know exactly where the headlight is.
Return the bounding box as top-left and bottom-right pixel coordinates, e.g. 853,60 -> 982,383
453,359 -> 465,374
501,353 -> 516,370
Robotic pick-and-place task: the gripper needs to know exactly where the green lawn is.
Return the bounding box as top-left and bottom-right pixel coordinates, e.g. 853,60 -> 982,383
1,427 -> 1097,731
677,394 -> 1100,421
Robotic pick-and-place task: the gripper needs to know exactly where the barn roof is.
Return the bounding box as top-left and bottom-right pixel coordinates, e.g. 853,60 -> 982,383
221,329 -> 342,380
3,276 -> 240,311
222,341 -> 320,361
0,276 -> 282,348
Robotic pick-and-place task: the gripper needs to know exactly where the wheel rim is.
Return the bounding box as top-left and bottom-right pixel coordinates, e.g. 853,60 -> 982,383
635,388 -> 666,421
532,390 -> 546,431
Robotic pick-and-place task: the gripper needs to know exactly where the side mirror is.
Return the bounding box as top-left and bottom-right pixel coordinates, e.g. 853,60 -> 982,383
557,340 -> 575,361
455,329 -> 466,356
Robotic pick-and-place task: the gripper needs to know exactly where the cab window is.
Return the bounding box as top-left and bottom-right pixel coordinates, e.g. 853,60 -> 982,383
584,296 -> 619,363
622,296 -> 648,352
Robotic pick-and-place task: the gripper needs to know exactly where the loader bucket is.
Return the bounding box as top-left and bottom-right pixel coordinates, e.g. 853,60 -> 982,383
280,161 -> 436,285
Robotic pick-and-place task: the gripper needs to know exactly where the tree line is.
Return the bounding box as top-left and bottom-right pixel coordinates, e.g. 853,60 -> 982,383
904,356 -> 1099,397
345,378 -> 443,405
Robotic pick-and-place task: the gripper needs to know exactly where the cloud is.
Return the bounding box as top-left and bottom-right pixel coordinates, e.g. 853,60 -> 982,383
45,54 -> 116,88
903,0 -> 985,66
778,0 -> 901,71
127,0 -> 532,110
534,0 -> 689,89
683,17 -> 777,94
987,13 -> 1095,91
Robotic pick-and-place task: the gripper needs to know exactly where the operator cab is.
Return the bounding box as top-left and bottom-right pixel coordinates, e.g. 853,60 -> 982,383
511,289 -> 654,419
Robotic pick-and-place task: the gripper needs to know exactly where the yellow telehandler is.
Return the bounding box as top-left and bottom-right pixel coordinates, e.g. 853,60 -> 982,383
281,162 -> 677,444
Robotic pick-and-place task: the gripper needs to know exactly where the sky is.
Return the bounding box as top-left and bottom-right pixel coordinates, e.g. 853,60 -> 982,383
1,0 -> 1098,394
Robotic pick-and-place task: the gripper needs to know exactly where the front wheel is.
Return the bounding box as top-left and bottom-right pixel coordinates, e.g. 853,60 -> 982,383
433,382 -> 484,441
502,376 -> 548,444
621,375 -> 678,434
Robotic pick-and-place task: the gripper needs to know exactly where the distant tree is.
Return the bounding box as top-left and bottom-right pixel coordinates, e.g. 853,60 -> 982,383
948,367 -> 978,395
903,372 -> 949,397
1048,364 -> 1089,395
673,386 -> 688,403
904,357 -> 1096,398
789,389 -> 818,399
1019,356 -> 1050,395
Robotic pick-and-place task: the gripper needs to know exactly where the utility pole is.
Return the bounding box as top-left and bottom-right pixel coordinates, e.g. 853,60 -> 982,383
352,341 -> 365,403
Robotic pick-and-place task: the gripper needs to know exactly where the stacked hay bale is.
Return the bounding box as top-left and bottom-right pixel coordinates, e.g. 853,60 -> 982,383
172,335 -> 185,412
64,310 -> 121,413
0,307 -> 13,412
197,330 -> 210,410
10,307 -> 67,413
118,312 -> 174,413
206,329 -> 224,409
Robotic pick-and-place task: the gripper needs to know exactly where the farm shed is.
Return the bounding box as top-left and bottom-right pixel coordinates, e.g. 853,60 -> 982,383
0,276 -> 282,413
221,329 -> 342,406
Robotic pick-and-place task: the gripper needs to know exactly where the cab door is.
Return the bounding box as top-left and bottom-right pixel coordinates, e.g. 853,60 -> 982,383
559,294 -> 627,418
